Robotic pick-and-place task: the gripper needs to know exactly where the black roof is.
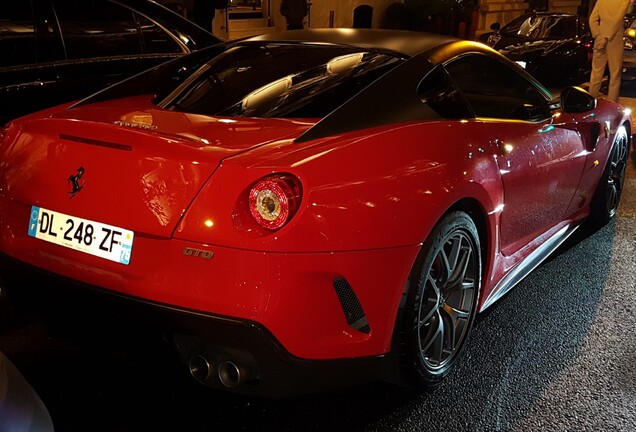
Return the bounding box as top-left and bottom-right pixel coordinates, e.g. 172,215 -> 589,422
73,29 -> 514,142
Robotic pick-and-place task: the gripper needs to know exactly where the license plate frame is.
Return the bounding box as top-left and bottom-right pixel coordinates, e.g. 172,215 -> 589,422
28,206 -> 134,265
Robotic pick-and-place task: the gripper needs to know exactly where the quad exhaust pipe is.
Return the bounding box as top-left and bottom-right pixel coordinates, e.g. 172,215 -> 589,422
218,361 -> 251,388
188,354 -> 213,381
188,356 -> 252,388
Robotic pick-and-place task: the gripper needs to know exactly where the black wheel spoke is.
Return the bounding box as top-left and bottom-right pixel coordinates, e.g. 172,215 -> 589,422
461,278 -> 476,291
440,237 -> 461,282
443,303 -> 470,323
419,275 -> 441,324
615,137 -> 628,163
442,242 -> 473,309
420,311 -> 445,366
442,304 -> 470,351
457,246 -> 472,282
415,224 -> 479,373
608,184 -> 618,210
448,243 -> 472,287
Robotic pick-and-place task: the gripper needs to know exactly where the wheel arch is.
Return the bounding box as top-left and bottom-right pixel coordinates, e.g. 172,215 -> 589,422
622,120 -> 632,145
388,200 -> 487,386
399,195 -> 493,315
393,197 -> 490,338
445,198 -> 489,272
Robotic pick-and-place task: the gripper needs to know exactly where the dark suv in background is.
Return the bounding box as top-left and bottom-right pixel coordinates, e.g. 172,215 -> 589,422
0,0 -> 221,125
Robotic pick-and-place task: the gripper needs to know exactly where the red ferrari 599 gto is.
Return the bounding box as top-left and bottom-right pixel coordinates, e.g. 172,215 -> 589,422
0,29 -> 631,396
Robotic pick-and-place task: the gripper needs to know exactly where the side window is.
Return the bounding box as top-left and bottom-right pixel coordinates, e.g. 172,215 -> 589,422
50,0 -> 143,59
417,66 -> 473,120
0,2 -> 36,67
547,17 -> 577,38
444,54 -> 550,121
137,15 -> 182,54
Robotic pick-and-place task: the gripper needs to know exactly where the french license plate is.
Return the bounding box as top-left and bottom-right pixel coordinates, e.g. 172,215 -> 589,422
28,206 -> 134,265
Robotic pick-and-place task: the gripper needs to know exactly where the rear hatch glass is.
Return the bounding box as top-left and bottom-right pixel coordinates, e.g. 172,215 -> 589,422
157,42 -> 404,118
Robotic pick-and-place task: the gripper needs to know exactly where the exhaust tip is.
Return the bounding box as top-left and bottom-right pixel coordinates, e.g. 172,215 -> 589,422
189,355 -> 212,382
218,361 -> 249,388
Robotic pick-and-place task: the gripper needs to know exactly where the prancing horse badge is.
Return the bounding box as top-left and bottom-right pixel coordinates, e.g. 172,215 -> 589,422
68,167 -> 85,199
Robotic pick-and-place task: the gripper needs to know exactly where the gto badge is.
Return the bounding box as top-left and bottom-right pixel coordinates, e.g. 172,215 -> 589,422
183,247 -> 214,260
67,166 -> 85,199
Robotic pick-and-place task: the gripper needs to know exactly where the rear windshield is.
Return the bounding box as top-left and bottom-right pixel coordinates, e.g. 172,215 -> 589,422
157,43 -> 404,118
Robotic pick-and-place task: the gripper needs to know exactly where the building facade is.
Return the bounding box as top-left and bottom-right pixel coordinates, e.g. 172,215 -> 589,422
158,0 -> 588,40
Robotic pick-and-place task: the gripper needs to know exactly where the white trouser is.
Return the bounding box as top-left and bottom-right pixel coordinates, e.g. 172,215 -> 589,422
588,32 -> 624,102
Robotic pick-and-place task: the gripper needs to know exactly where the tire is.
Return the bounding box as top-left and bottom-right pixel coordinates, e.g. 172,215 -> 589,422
590,125 -> 630,226
399,211 -> 481,387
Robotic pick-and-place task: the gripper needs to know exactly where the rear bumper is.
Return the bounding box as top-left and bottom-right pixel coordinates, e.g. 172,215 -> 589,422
0,253 -> 388,397
0,196 -> 418,361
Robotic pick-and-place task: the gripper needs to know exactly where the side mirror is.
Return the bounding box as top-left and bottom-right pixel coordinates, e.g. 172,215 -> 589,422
490,22 -> 501,32
560,86 -> 597,113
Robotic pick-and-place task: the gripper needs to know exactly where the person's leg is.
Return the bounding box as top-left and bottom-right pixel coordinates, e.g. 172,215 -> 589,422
589,37 -> 609,98
606,33 -> 625,102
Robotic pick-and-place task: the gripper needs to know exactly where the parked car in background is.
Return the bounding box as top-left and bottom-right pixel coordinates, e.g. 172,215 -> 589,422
0,29 -> 630,396
0,0 -> 221,125
479,12 -> 593,85
623,15 -> 636,72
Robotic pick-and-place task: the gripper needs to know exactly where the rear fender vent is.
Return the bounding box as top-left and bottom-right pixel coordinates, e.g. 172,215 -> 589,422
333,277 -> 370,334
588,122 -> 601,152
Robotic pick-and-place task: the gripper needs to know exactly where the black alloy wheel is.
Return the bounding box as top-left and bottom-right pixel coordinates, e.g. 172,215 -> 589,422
591,126 -> 630,225
401,211 -> 481,387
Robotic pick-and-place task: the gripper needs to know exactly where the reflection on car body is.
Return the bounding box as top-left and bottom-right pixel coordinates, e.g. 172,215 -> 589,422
0,29 -> 631,397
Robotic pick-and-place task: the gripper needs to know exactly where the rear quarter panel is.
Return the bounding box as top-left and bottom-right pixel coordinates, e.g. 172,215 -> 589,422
173,120 -> 505,357
176,120 -> 503,254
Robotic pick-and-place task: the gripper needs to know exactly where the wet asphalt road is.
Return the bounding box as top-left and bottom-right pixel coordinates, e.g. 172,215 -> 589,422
1,86 -> 636,431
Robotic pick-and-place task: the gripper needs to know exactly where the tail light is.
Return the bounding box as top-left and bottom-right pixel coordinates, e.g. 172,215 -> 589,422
248,174 -> 302,230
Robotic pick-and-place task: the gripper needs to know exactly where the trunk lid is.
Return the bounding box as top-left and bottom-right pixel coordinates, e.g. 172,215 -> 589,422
1,99 -> 314,238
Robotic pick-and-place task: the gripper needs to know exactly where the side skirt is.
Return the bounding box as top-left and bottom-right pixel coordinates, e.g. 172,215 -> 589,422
479,223 -> 579,312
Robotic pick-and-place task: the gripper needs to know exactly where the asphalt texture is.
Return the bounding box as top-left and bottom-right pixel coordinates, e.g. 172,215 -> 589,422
1,83 -> 636,431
